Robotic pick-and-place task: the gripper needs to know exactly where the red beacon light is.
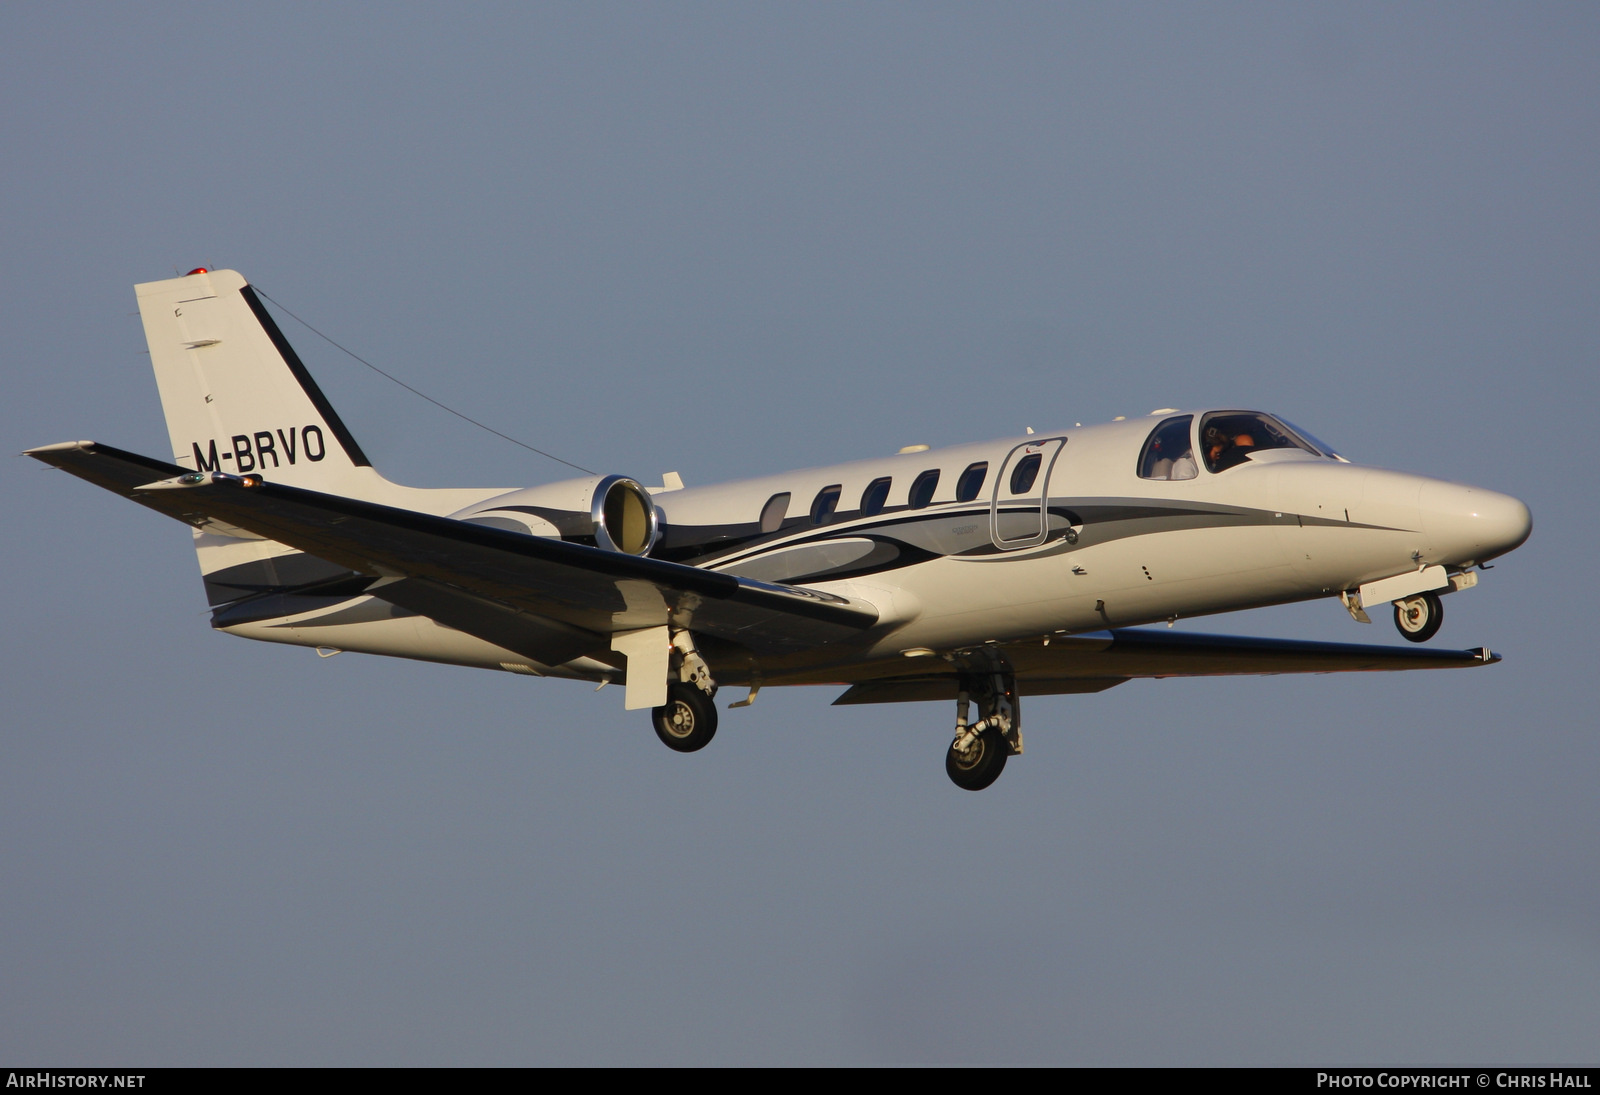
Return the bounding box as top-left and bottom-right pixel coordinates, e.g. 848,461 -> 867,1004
185,267 -> 208,276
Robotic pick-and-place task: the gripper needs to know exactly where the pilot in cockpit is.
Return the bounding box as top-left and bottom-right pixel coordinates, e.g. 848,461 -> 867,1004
1205,426 -> 1257,472
1159,411 -> 1334,476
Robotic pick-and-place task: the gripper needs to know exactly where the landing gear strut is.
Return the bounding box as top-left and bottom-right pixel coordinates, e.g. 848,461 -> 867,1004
1394,591 -> 1443,643
946,674 -> 1022,791
651,629 -> 720,753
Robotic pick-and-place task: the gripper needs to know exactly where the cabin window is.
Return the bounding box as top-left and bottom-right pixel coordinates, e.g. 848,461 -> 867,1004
1009,454 -> 1042,495
759,492 -> 790,534
1199,411 -> 1320,473
810,484 -> 842,525
955,462 -> 987,502
860,477 -> 891,517
1138,416 -> 1197,481
908,469 -> 940,509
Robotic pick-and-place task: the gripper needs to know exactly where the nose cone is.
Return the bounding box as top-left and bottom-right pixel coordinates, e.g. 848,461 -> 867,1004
1421,481 -> 1532,564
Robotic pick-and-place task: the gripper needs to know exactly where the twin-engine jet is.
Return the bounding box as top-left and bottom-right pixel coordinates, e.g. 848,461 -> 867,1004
29,269 -> 1532,790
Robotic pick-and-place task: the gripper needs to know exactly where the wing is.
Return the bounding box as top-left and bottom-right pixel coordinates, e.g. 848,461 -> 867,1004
27,441 -> 878,656
830,628 -> 1498,704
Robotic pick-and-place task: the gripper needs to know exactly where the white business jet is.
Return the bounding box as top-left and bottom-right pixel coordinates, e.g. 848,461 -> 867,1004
28,269 -> 1532,790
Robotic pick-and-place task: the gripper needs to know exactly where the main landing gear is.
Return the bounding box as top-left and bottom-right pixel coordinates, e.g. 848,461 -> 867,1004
652,682 -> 718,752
650,629 -> 720,753
946,674 -> 1023,791
1394,591 -> 1444,643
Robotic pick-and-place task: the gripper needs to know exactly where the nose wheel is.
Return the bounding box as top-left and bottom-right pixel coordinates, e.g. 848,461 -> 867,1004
1394,591 -> 1443,642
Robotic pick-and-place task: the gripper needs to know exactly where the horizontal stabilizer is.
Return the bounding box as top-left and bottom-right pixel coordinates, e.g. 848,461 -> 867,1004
26,440 -> 187,502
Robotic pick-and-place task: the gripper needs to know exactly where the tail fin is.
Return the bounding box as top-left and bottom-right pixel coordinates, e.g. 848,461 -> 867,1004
134,269 -> 507,606
137,268 -> 378,496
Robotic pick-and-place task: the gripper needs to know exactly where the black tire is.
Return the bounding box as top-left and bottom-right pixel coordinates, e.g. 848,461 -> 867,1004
945,727 -> 1008,791
1394,591 -> 1443,643
651,683 -> 718,753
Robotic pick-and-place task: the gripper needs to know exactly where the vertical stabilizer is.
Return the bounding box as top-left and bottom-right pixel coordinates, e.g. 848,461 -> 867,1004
134,269 -> 507,596
137,268 -> 379,495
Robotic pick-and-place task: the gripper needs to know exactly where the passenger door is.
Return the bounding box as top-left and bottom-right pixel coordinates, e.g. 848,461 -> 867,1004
990,438 -> 1066,550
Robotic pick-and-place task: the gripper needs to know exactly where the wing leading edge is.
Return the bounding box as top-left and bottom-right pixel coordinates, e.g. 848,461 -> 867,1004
832,628 -> 1497,704
26,441 -> 878,656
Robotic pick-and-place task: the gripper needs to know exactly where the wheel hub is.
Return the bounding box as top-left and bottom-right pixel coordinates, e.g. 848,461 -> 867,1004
666,701 -> 695,736
951,737 -> 983,768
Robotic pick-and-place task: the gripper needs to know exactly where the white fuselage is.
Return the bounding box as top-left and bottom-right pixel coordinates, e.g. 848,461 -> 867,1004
219,410 -> 1531,682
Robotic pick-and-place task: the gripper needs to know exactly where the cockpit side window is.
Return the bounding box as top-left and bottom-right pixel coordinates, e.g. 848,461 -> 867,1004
1199,411 -> 1320,473
1138,416 -> 1197,481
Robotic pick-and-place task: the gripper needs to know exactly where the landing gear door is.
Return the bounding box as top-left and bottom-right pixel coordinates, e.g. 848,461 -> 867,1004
990,438 -> 1066,550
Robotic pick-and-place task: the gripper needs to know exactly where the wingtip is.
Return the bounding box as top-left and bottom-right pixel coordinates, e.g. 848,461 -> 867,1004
23,440 -> 96,457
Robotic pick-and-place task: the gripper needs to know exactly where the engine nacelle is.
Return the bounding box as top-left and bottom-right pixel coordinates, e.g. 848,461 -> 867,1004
452,474 -> 661,556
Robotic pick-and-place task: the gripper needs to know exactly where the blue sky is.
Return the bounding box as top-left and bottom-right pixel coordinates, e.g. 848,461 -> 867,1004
3,3 -> 1596,1064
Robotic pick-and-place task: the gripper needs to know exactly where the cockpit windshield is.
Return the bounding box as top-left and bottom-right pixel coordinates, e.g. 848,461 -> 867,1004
1275,417 -> 1349,462
1199,411 -> 1321,473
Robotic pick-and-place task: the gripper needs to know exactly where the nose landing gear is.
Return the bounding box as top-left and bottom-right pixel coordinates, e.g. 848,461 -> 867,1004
1394,591 -> 1443,643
